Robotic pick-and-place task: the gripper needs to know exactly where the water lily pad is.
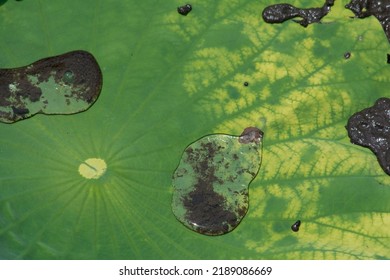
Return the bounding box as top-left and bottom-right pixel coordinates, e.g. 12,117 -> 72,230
1,0 -> 390,260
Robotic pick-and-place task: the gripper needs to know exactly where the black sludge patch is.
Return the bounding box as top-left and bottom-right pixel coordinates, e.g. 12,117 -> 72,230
346,0 -> 390,44
178,4 -> 192,16
291,220 -> 301,232
0,50 -> 103,123
262,0 -> 335,27
346,98 -> 390,175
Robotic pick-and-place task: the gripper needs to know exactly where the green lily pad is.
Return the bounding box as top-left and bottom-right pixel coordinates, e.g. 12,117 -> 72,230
172,127 -> 263,235
0,0 -> 390,260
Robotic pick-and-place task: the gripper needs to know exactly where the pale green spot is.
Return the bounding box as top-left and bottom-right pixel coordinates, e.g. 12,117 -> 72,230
78,158 -> 107,179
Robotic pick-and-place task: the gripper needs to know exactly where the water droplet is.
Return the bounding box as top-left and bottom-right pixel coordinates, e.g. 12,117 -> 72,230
172,127 -> 264,235
62,70 -> 75,84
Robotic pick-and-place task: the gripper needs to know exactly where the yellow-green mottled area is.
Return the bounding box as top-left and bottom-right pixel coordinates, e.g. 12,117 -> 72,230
0,0 -> 389,259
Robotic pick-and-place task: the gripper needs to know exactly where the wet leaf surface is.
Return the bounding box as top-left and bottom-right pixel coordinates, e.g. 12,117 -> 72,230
0,50 -> 102,123
0,0 -> 390,259
172,128 -> 263,235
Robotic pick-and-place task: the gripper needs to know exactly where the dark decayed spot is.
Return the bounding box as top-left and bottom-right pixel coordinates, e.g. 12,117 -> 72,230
177,4 -> 192,16
344,52 -> 351,59
172,127 -> 264,235
262,0 -> 335,27
346,98 -> 390,175
239,127 -> 263,144
11,106 -> 29,115
387,54 -> 390,64
180,142 -> 243,235
0,50 -> 103,123
244,82 -> 249,87
291,220 -> 301,232
345,0 -> 390,44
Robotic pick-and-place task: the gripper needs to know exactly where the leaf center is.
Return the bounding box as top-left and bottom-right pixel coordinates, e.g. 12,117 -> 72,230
78,158 -> 107,179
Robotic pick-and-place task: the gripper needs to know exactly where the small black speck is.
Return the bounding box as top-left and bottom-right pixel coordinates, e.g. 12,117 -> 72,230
178,4 -> 192,16
344,52 -> 351,59
291,220 -> 301,232
244,82 -> 249,87
387,54 -> 390,64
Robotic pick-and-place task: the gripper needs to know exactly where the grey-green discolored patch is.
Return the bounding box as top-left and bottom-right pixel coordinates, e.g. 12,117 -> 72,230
172,127 -> 263,236
0,50 -> 103,123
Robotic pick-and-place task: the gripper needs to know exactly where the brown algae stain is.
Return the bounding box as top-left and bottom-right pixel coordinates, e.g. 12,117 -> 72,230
239,127 -> 263,144
346,98 -> 390,175
262,0 -> 335,27
172,127 -> 264,236
0,50 -> 103,123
